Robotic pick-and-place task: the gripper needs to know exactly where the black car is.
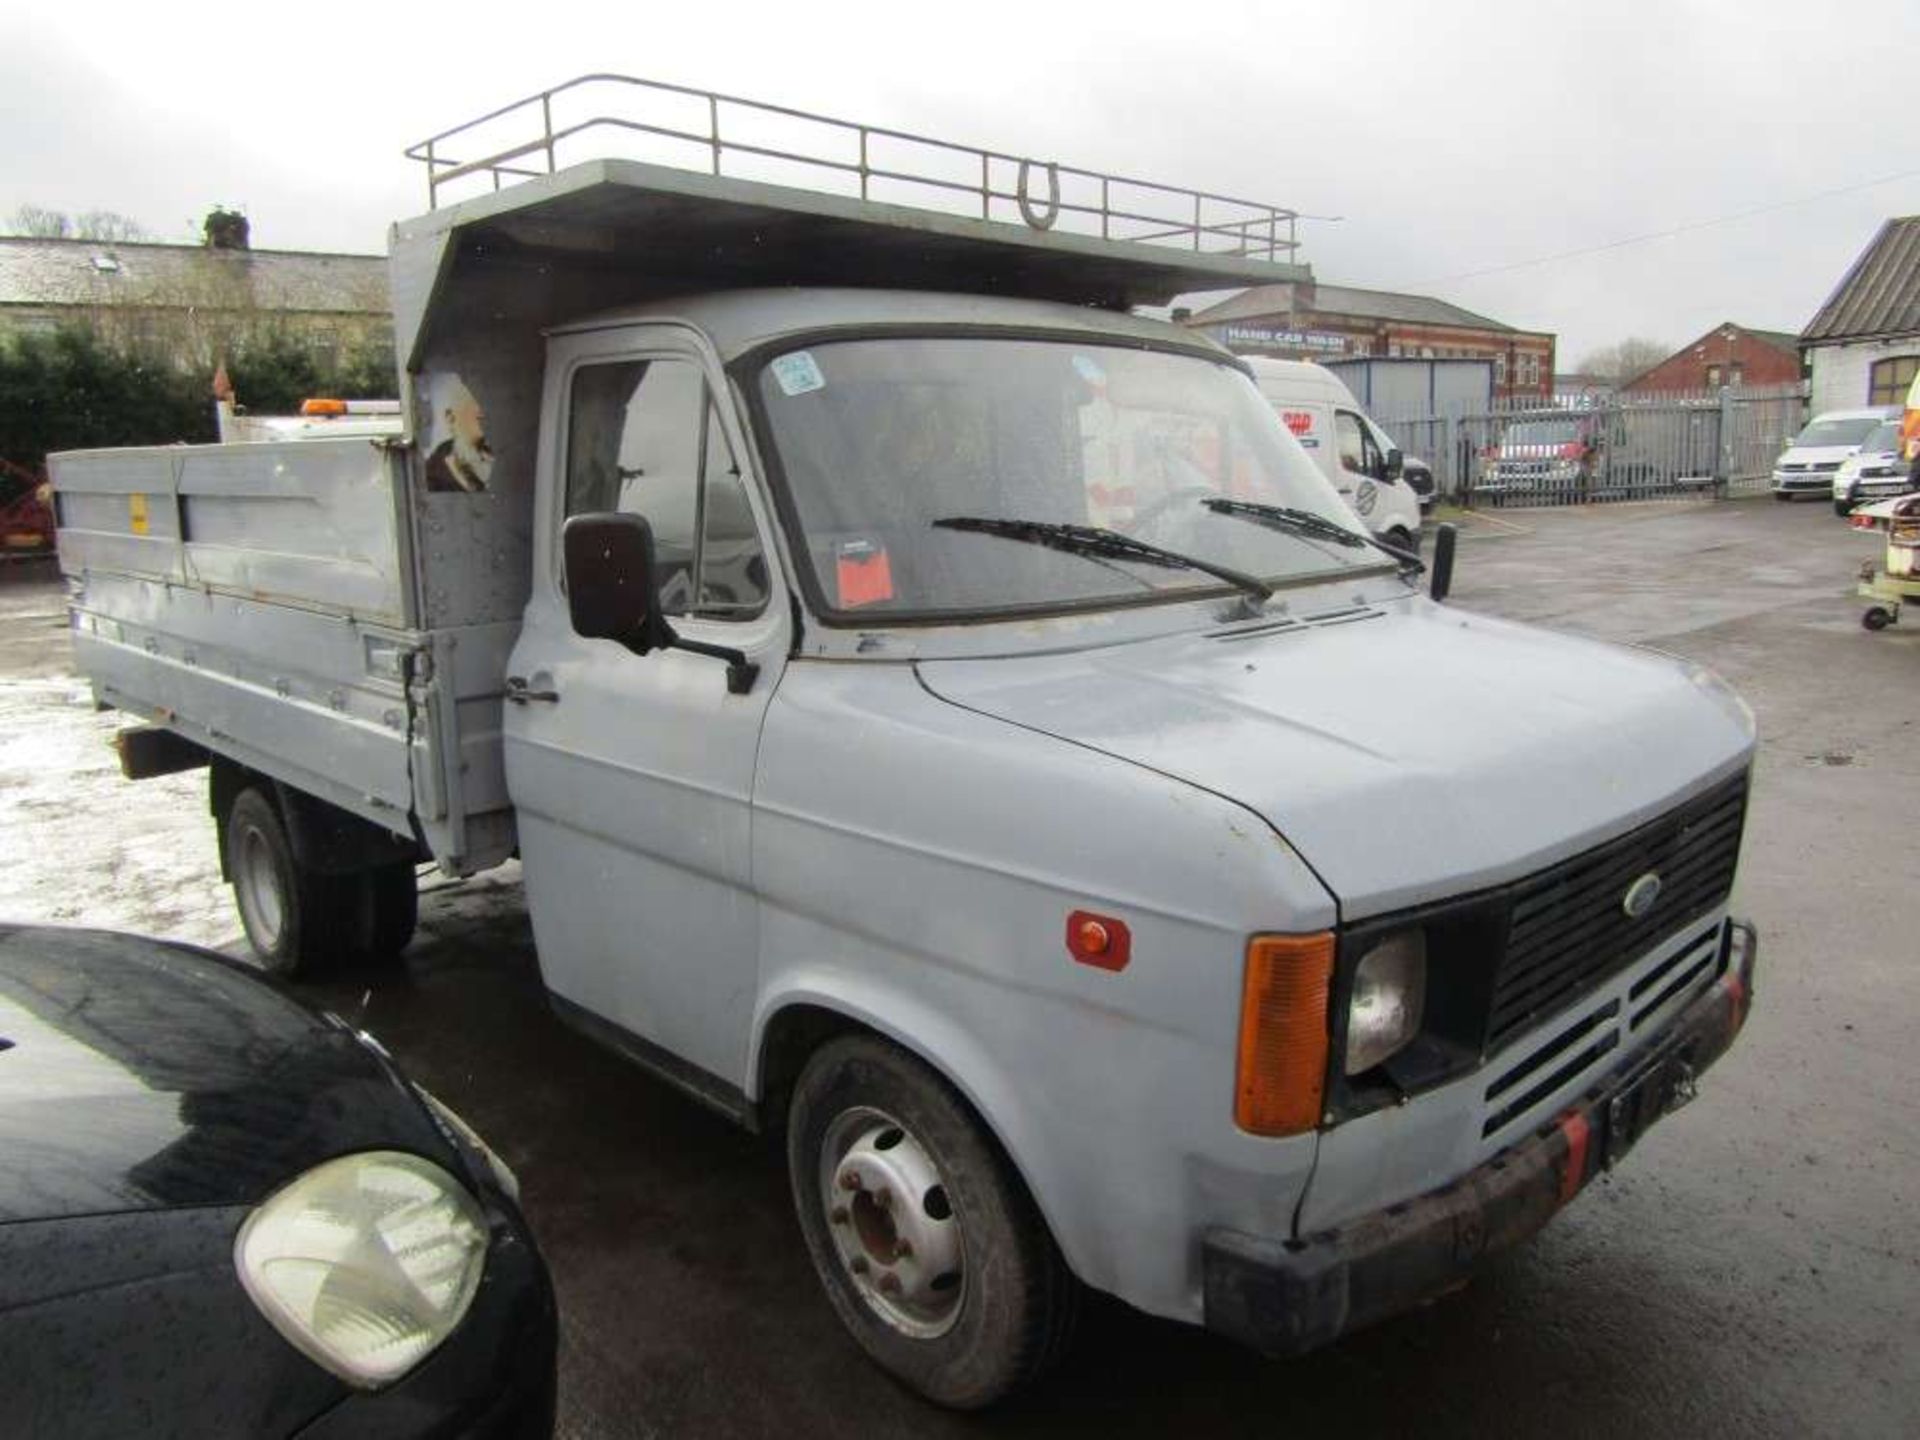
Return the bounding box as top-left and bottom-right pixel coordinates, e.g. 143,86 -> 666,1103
0,925 -> 555,1438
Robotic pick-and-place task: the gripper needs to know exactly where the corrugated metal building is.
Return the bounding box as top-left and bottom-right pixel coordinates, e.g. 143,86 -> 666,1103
1800,216 -> 1919,414
1179,280 -> 1555,400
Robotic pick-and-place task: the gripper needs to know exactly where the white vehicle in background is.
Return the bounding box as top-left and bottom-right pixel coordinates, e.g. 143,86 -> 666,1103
1771,407 -> 1896,501
1831,420 -> 1914,515
1245,357 -> 1425,552
214,382 -> 403,444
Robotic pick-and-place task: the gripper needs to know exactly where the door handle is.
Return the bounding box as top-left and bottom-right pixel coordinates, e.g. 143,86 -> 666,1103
505,675 -> 559,705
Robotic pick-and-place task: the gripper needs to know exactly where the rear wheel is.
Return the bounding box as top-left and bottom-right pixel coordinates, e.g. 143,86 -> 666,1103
349,860 -> 419,958
1834,499 -> 1851,517
225,787 -> 344,978
1863,607 -> 1894,631
787,1035 -> 1078,1408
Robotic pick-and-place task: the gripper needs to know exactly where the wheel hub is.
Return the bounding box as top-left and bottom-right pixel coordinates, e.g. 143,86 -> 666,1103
820,1110 -> 964,1338
235,825 -> 284,948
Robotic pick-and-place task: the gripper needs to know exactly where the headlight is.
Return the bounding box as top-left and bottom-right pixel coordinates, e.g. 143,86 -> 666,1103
1345,930 -> 1427,1074
235,1151 -> 488,1388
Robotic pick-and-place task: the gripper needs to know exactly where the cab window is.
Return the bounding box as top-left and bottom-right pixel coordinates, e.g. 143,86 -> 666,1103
564,357 -> 770,619
1335,409 -> 1379,476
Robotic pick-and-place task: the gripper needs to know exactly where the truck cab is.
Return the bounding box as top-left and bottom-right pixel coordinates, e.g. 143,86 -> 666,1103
51,76 -> 1759,1409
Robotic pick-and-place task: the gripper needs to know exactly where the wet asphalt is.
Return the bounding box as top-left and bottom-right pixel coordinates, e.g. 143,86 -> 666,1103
3,497 -> 1917,1438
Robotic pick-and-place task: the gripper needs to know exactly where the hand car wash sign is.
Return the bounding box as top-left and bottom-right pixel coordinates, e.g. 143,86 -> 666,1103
1218,324 -> 1348,355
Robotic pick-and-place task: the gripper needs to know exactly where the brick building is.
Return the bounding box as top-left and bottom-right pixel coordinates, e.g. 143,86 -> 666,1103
1620,323 -> 1802,395
1180,280 -> 1555,400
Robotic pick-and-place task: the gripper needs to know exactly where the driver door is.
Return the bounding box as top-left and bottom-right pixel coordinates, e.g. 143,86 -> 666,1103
503,328 -> 788,1094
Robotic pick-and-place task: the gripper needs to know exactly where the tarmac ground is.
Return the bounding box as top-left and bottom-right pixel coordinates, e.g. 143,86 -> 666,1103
2,495 -> 1916,1438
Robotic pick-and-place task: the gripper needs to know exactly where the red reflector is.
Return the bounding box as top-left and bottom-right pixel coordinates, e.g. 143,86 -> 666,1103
1066,910 -> 1130,972
1556,1110 -> 1591,1207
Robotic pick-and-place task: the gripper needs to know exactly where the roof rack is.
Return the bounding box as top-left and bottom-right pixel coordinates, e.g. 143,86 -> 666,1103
405,73 -> 1304,264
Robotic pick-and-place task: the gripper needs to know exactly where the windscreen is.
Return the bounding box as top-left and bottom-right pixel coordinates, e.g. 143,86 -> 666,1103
754,337 -> 1381,619
1794,416 -> 1882,448
1858,421 -> 1900,454
1504,420 -> 1582,447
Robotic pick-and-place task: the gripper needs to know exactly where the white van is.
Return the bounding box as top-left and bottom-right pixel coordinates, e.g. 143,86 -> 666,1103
1244,357 -> 1425,551
1770,407 -> 1897,500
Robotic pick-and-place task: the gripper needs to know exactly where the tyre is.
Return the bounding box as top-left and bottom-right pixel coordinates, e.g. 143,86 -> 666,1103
1863,607 -> 1893,631
225,787 -> 344,977
350,860 -> 419,958
1387,526 -> 1420,557
1834,499 -> 1851,517
1773,490 -> 1792,502
787,1035 -> 1078,1409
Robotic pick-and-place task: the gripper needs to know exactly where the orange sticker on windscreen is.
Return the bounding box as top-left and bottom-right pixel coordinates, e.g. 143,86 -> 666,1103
836,541 -> 894,608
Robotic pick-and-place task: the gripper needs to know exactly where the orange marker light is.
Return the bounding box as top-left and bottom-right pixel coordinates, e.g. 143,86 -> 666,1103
1234,932 -> 1335,1136
300,398 -> 348,417
1066,910 -> 1130,972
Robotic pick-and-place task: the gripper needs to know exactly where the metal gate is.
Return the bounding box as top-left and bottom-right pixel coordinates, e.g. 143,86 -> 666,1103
1372,384 -> 1806,507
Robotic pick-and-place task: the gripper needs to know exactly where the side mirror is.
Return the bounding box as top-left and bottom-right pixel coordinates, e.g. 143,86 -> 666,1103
563,512 -> 676,656
1430,522 -> 1457,603
1385,447 -> 1404,480
560,511 -> 760,694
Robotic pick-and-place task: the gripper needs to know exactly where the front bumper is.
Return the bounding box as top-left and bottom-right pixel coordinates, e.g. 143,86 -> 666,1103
1773,473 -> 1834,493
1202,920 -> 1757,1358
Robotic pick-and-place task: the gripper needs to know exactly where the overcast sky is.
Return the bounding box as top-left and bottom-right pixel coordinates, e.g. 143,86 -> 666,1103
4,0 -> 1916,365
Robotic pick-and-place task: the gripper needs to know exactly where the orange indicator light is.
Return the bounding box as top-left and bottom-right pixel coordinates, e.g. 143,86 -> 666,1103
1066,910 -> 1131,972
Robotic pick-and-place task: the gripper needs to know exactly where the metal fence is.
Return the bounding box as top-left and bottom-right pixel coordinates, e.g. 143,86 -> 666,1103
1376,384 -> 1807,507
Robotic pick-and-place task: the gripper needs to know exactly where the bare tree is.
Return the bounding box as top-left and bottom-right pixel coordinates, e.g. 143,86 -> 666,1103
7,206 -> 149,241
9,205 -> 72,238
74,210 -> 149,242
1575,337 -> 1671,384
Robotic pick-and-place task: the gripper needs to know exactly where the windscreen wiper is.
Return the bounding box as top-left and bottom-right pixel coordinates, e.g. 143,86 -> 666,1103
932,516 -> 1273,603
1201,497 -> 1424,573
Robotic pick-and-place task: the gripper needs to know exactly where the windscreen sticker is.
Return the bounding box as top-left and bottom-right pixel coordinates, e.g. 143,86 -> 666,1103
835,539 -> 895,608
1071,353 -> 1107,386
771,351 -> 827,397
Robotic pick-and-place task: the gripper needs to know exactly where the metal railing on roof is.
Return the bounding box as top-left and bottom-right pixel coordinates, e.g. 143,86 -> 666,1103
405,74 -> 1302,262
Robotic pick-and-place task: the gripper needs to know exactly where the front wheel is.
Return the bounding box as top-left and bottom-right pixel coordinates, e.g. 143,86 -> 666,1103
1834,499 -> 1851,517
787,1035 -> 1078,1408
1863,607 -> 1894,631
1386,525 -> 1420,557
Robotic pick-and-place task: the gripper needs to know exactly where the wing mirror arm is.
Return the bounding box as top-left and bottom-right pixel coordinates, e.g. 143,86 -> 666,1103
668,634 -> 760,695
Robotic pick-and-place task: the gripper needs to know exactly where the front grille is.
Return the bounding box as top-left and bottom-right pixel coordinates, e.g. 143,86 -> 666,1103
1485,772 -> 1748,1051
1479,921 -> 1723,1140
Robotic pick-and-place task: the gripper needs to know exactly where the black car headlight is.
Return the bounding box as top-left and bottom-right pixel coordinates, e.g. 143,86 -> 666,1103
235,1151 -> 488,1388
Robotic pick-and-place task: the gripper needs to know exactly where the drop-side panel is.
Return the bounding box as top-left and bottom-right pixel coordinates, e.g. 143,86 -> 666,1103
51,440 -> 520,872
